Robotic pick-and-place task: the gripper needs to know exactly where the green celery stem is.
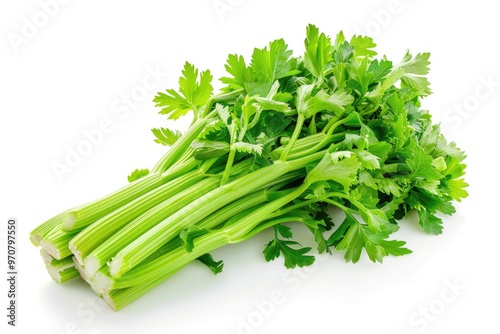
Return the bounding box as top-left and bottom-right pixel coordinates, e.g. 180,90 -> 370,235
104,183 -> 311,311
30,211 -> 66,246
151,118 -> 209,173
83,176 -> 222,276
110,150 -> 325,278
41,226 -> 81,260
63,173 -> 166,231
220,148 -> 236,186
280,114 -> 305,161
69,170 -> 205,264
50,266 -> 80,283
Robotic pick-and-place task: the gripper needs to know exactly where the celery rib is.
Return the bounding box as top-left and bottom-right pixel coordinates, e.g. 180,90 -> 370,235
30,211 -> 66,246
152,118 -> 209,173
109,152 -> 324,278
62,173 -> 165,231
40,225 -> 81,260
82,175 -> 222,277
69,170 -> 205,265
46,257 -> 80,283
90,158 -> 258,276
101,185 -> 310,309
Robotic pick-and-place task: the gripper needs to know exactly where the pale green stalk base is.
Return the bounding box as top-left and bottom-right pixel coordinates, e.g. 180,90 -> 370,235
40,225 -> 80,260
40,249 -> 55,265
84,176 -> 222,278
47,266 -> 80,283
91,238 -> 186,294
70,170 -> 205,266
40,249 -> 75,267
97,181 -> 312,311
103,231 -> 228,311
73,257 -> 89,282
30,211 -> 66,246
46,257 -> 80,283
86,158 -> 256,278
73,258 -> 103,296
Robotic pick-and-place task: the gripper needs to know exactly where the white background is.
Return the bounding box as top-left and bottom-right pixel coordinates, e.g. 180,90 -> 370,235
1,0 -> 499,333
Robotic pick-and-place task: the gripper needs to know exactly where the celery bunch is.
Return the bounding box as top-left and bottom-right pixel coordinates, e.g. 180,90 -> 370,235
30,25 -> 468,310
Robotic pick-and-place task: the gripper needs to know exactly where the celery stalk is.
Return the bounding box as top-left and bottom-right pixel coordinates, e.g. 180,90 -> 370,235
101,184 -> 310,309
108,151 -> 324,278
30,211 -> 66,246
69,169 -> 205,265
40,226 -> 81,260
82,176 -> 222,277
62,173 -> 166,231
83,157 -> 256,276
46,257 -> 80,283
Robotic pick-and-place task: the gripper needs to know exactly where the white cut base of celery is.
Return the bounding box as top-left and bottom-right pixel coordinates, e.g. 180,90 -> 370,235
92,271 -> 113,294
89,283 -> 103,297
102,294 -> 117,312
30,234 -> 42,247
83,255 -> 101,279
40,249 -> 54,265
73,257 -> 103,297
40,240 -> 62,260
47,266 -> 64,283
69,243 -> 84,266
73,257 -> 89,282
46,261 -> 75,283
